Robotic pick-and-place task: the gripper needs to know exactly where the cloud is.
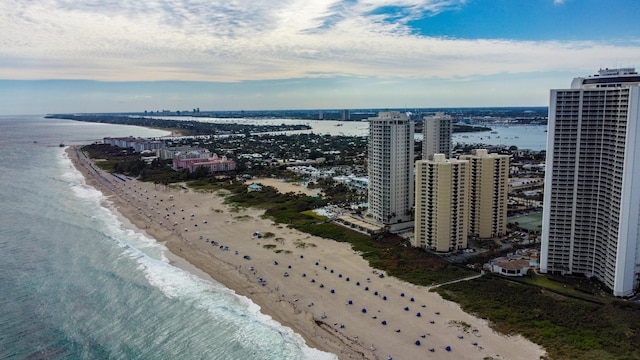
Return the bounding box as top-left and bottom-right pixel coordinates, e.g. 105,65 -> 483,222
0,0 -> 638,84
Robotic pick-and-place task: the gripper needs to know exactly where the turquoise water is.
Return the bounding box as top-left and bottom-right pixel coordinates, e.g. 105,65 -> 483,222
0,116 -> 334,360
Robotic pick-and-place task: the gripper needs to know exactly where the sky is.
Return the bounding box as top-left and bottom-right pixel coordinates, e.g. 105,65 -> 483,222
2,0 -> 640,115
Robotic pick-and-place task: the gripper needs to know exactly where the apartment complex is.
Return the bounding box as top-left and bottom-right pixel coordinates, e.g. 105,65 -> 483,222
541,68 -> 640,296
414,154 -> 469,252
367,111 -> 415,227
422,112 -> 453,159
158,146 -> 212,160
103,137 -> 165,152
460,149 -> 509,239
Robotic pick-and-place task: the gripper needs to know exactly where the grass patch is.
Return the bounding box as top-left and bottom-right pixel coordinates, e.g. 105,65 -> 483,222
436,274 -> 640,360
263,244 -> 277,250
508,212 -> 543,232
300,210 -> 328,220
263,232 -> 275,238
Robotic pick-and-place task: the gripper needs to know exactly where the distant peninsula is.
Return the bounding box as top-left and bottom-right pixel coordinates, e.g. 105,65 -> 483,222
49,113 -> 492,136
452,124 -> 491,133
46,114 -> 311,136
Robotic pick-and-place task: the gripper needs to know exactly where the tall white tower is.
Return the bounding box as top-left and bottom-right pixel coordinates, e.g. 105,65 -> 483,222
423,112 -> 452,159
368,111 -> 415,227
541,68 -> 640,296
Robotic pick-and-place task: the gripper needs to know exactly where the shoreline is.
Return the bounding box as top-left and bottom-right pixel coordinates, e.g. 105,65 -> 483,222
68,146 -> 546,360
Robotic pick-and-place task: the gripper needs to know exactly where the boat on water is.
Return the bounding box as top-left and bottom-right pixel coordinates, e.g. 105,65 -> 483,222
59,143 -> 65,147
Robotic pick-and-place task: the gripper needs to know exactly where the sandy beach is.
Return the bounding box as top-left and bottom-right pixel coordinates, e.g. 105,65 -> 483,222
69,146 -> 546,360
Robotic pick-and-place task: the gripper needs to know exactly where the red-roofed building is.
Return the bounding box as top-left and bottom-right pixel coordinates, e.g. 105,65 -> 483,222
172,153 -> 236,173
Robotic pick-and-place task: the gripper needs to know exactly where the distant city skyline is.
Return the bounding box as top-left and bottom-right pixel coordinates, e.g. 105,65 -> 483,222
2,0 -> 640,115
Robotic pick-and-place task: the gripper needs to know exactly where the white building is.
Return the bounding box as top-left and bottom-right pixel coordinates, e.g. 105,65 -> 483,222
103,137 -> 165,152
423,112 -> 452,159
158,146 -> 210,160
541,68 -> 640,296
367,111 -> 414,228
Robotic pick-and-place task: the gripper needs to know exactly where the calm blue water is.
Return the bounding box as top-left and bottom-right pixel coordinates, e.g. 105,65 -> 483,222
0,116 -> 335,360
155,116 -> 548,151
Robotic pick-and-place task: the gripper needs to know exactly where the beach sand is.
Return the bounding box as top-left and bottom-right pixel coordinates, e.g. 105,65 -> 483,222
251,177 -> 322,196
69,147 -> 546,360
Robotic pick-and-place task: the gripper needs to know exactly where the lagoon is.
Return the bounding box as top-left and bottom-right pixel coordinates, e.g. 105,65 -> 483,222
155,116 -> 548,151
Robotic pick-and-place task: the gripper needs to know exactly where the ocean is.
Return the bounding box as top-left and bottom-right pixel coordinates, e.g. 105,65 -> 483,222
0,116 -> 336,360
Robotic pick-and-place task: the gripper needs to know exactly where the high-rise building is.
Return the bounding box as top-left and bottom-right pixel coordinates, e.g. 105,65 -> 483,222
423,112 -> 452,159
368,111 -> 414,227
341,109 -> 351,121
460,149 -> 509,239
414,154 -> 469,252
541,68 -> 640,296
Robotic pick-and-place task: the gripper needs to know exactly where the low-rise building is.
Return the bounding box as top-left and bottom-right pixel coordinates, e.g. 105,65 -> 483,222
490,258 -> 533,277
158,146 -> 211,160
103,137 -> 165,152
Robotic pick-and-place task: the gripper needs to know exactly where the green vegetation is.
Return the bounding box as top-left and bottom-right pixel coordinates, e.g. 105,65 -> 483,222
436,275 -> 640,360
508,212 -> 543,232
293,240 -> 317,248
452,124 -> 492,133
262,244 -> 277,250
49,114 -> 311,136
262,232 -> 275,238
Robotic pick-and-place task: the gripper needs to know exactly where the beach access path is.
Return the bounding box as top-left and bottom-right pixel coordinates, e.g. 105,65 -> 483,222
69,146 -> 546,360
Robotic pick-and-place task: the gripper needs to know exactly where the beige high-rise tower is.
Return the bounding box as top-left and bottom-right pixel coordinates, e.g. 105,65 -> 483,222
460,149 -> 509,239
414,154 -> 470,252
